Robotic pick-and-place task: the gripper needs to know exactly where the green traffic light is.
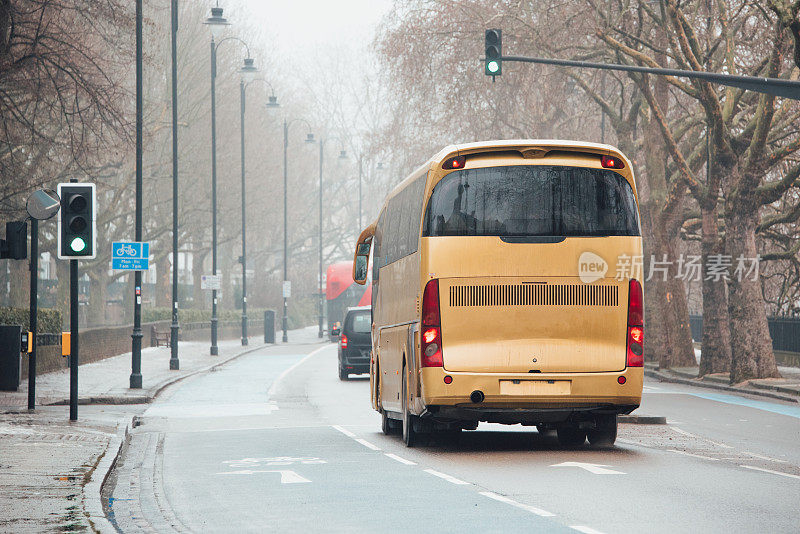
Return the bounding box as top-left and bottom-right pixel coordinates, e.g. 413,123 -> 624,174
487,60 -> 500,74
70,237 -> 86,253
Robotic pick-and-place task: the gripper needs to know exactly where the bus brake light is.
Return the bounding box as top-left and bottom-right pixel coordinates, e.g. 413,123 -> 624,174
421,279 -> 443,367
601,155 -> 625,169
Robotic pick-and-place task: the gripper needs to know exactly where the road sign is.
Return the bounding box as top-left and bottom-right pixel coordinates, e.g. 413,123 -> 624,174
283,280 -> 292,298
201,274 -> 221,290
112,242 -> 149,271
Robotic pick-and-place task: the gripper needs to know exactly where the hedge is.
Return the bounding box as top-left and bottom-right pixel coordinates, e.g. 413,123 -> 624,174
142,308 -> 273,324
0,307 -> 62,334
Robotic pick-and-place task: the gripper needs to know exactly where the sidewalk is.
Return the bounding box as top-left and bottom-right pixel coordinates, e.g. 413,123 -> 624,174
645,362 -> 800,402
1,335 -> 270,408
0,326 -> 324,533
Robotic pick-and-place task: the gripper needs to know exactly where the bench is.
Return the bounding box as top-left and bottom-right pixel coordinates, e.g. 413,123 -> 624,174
152,326 -> 170,348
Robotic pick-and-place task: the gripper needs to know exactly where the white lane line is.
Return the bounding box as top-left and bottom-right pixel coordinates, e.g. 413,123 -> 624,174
267,344 -> 333,399
707,440 -> 734,449
666,449 -> 719,461
570,526 -> 606,534
740,465 -> 800,480
671,427 -> 699,438
355,438 -> 381,451
423,469 -> 469,485
742,451 -> 788,463
331,425 -> 356,438
479,491 -> 555,517
384,453 -> 416,465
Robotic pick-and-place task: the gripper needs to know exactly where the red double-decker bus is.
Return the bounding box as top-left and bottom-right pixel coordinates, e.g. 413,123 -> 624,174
326,261 -> 371,341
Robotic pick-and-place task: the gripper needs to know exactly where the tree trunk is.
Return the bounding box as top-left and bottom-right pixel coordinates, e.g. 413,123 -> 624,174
698,206 -> 731,375
8,259 -> 29,308
726,211 -> 780,383
86,272 -> 108,327
192,247 -> 207,310
155,253 -> 170,308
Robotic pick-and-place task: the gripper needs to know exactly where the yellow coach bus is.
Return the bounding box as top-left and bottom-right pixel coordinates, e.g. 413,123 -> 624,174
353,140 -> 643,447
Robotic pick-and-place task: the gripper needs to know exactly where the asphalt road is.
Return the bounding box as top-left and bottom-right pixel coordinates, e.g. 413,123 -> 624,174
107,331 -> 800,533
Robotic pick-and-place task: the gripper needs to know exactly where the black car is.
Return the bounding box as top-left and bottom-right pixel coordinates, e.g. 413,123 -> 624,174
336,306 -> 371,380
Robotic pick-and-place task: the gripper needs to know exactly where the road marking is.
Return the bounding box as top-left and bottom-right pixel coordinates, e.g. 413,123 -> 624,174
217,469 -> 311,483
740,465 -> 800,480
666,449 -> 719,461
384,453 -> 416,465
671,427 -> 699,439
424,469 -> 469,485
267,344 -> 333,400
355,438 -> 381,451
479,491 -> 555,517
331,425 -> 356,438
550,462 -> 625,475
707,440 -> 734,449
570,526 -> 607,534
742,451 -> 788,463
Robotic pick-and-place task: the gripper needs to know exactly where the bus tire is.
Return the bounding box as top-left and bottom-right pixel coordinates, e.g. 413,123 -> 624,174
587,414 -> 617,447
401,368 -> 418,447
556,426 -> 586,448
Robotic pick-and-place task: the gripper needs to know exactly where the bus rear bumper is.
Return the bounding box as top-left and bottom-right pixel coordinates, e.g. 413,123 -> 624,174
418,367 -> 642,423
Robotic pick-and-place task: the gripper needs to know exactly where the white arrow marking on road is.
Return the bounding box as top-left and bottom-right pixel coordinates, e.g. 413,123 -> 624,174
550,462 -> 625,475
217,470 -> 311,483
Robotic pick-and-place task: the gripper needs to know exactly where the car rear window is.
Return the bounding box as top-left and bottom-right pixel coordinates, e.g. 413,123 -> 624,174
422,165 -> 639,238
348,311 -> 371,333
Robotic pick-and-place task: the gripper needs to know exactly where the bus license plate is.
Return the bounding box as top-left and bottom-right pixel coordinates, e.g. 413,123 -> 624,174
499,380 -> 571,396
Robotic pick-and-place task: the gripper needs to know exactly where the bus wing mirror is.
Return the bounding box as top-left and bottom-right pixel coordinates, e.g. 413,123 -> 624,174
353,222 -> 376,285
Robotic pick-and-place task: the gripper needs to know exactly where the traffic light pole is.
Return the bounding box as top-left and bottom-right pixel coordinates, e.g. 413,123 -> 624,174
318,140 -> 324,339
130,0 -> 143,388
27,218 -> 37,411
69,259 -> 78,421
498,54 -> 800,100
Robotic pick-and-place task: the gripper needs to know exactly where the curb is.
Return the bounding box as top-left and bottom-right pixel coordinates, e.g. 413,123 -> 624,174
44,342 -> 271,407
82,415 -> 133,533
645,369 -> 799,403
618,414 -> 667,424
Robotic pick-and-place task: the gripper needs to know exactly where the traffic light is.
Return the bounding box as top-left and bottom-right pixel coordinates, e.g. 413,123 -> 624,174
57,183 -> 96,259
0,221 -> 27,260
485,29 -> 502,77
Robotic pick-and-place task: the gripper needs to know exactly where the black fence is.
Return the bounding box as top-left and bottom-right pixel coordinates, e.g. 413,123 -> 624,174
689,314 -> 800,354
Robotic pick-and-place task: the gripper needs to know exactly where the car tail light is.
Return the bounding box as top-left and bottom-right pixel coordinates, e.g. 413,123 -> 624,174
627,279 -> 643,367
421,279 -> 443,367
601,155 -> 625,169
340,334 -> 348,349
442,155 -> 466,170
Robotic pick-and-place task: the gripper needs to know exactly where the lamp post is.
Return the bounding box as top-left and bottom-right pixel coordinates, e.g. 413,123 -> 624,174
239,76 -> 278,346
317,138 -> 347,338
282,118 -> 316,343
130,0 -> 144,388
204,5 -> 253,355
169,0 -> 180,369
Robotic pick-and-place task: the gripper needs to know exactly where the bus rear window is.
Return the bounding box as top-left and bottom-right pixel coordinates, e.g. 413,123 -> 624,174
422,165 -> 639,238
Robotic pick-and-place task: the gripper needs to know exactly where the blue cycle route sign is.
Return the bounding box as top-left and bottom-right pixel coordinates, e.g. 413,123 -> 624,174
112,242 -> 150,271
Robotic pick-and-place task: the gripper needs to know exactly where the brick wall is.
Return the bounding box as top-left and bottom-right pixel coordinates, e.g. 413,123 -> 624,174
18,319 -> 264,379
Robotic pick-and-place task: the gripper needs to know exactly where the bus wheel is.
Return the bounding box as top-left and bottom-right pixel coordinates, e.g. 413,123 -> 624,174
401,369 -> 418,447
587,414 -> 617,447
381,410 -> 400,435
556,426 -> 586,448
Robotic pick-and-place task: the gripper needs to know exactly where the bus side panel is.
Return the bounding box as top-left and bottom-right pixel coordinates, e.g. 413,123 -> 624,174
375,253 -> 420,413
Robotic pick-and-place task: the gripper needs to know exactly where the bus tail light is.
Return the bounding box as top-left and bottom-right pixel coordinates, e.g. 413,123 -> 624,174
421,279 -> 443,367
442,155 -> 466,170
627,279 -> 643,367
340,334 -> 348,349
601,155 -> 625,169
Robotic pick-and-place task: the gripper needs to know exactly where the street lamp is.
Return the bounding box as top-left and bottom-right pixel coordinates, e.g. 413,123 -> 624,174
316,137 -> 347,338
282,118 -> 316,342
203,3 -> 253,355
239,77 -> 278,346
169,0 -> 180,371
